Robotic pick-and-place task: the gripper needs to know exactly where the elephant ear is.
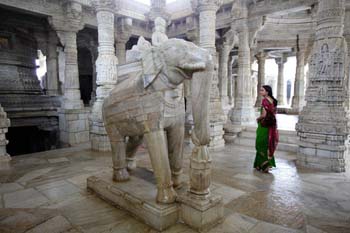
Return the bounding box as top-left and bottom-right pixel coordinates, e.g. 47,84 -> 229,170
141,47 -> 163,88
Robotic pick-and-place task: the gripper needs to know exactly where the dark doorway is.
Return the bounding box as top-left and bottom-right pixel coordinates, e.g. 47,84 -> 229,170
78,48 -> 93,106
6,126 -> 58,156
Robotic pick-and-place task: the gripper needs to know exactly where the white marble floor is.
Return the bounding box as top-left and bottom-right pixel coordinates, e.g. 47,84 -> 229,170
0,143 -> 349,233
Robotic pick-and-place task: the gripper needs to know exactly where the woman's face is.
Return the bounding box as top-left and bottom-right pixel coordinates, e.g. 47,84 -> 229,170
260,87 -> 268,97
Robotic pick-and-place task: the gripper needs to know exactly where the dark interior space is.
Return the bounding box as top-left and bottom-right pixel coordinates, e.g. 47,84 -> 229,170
6,126 -> 58,156
78,47 -> 93,105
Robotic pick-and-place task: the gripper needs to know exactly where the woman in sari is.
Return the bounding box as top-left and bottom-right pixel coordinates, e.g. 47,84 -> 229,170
254,85 -> 279,173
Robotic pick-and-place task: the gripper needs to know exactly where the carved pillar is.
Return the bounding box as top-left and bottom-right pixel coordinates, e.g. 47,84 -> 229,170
90,0 -> 119,151
218,42 -> 231,106
0,104 -> 10,162
291,47 -> 306,113
254,51 -> 266,107
296,0 -> 349,172
50,1 -> 90,146
198,0 -> 225,149
46,30 -> 59,96
229,22 -> 256,125
178,1 -> 224,231
227,54 -> 235,106
275,55 -> 287,106
115,17 -> 132,64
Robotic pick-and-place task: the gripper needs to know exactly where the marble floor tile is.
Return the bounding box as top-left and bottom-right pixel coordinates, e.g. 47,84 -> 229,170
15,167 -> 54,185
3,188 -> 49,208
1,143 -> 350,233
48,157 -> 70,163
0,182 -> 24,194
36,180 -> 81,201
25,215 -> 73,233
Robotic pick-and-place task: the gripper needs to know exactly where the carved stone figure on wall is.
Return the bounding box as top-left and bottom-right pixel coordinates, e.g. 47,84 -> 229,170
152,17 -> 168,46
103,38 -> 213,204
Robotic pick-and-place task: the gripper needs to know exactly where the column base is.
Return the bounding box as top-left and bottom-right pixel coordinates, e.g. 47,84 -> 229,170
90,120 -> 111,151
223,123 -> 247,143
59,109 -> 90,146
297,141 -> 349,172
178,192 -> 224,232
209,121 -> 225,149
229,105 -> 257,126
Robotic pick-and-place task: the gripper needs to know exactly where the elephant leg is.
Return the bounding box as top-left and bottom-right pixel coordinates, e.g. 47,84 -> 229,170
105,124 -> 129,182
126,136 -> 143,171
144,130 -> 177,204
167,121 -> 185,189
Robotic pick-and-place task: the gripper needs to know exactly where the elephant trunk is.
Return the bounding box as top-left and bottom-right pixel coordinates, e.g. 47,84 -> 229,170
191,60 -> 213,146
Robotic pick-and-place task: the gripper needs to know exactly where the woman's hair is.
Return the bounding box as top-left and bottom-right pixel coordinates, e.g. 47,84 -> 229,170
262,85 -> 278,107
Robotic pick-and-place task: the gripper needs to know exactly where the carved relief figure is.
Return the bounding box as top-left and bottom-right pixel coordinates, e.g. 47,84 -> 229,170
151,17 -> 168,46
103,38 -> 213,204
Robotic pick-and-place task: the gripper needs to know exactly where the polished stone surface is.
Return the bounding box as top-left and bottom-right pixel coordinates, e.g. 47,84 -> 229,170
0,143 -> 349,233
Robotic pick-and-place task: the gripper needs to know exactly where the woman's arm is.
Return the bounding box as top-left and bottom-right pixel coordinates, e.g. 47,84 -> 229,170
256,107 -> 267,122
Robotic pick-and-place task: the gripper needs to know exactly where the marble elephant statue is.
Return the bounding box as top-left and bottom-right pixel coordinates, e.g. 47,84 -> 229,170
103,38 -> 213,204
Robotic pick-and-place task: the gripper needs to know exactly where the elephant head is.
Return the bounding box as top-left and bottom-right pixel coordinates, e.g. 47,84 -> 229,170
141,38 -> 213,145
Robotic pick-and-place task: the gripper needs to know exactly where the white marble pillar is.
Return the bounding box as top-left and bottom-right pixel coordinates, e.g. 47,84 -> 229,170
227,55 -> 234,106
229,24 -> 256,125
46,31 -> 59,96
0,104 -> 10,162
291,48 -> 306,113
218,43 -> 231,106
90,0 -> 119,151
296,0 -> 349,172
115,40 -> 127,64
275,55 -> 287,106
198,0 -> 225,148
254,52 -> 266,107
50,1 -> 90,146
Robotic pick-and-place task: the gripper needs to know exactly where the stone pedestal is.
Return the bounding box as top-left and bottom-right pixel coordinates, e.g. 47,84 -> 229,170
0,104 -> 10,162
87,172 -> 178,231
59,109 -> 89,146
178,193 -> 224,232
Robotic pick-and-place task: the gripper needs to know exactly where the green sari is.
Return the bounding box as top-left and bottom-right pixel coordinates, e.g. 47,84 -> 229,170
254,98 -> 277,172
254,122 -> 276,171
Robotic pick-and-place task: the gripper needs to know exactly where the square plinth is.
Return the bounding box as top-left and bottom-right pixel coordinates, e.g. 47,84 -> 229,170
87,171 -> 179,231
178,192 -> 224,232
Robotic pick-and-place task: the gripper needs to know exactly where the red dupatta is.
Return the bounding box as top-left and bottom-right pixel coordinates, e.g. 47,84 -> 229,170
262,98 -> 279,157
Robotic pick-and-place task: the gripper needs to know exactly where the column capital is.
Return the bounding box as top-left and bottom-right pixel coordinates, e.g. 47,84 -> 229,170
115,17 -> 132,43
275,55 -> 287,65
49,1 -> 84,33
255,51 -> 267,61
191,0 -> 223,13
148,0 -> 170,21
91,0 -> 117,13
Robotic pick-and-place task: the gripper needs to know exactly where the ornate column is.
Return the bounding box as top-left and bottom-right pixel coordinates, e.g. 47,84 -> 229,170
115,17 -> 132,64
218,41 -> 231,106
227,54 -> 235,106
90,0 -> 119,151
296,0 -> 349,172
275,54 -> 287,106
0,104 -> 10,163
254,51 -> 266,107
291,45 -> 306,113
46,30 -> 59,96
229,23 -> 256,125
178,1 -> 224,232
50,1 -> 89,146
197,0 -> 225,148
